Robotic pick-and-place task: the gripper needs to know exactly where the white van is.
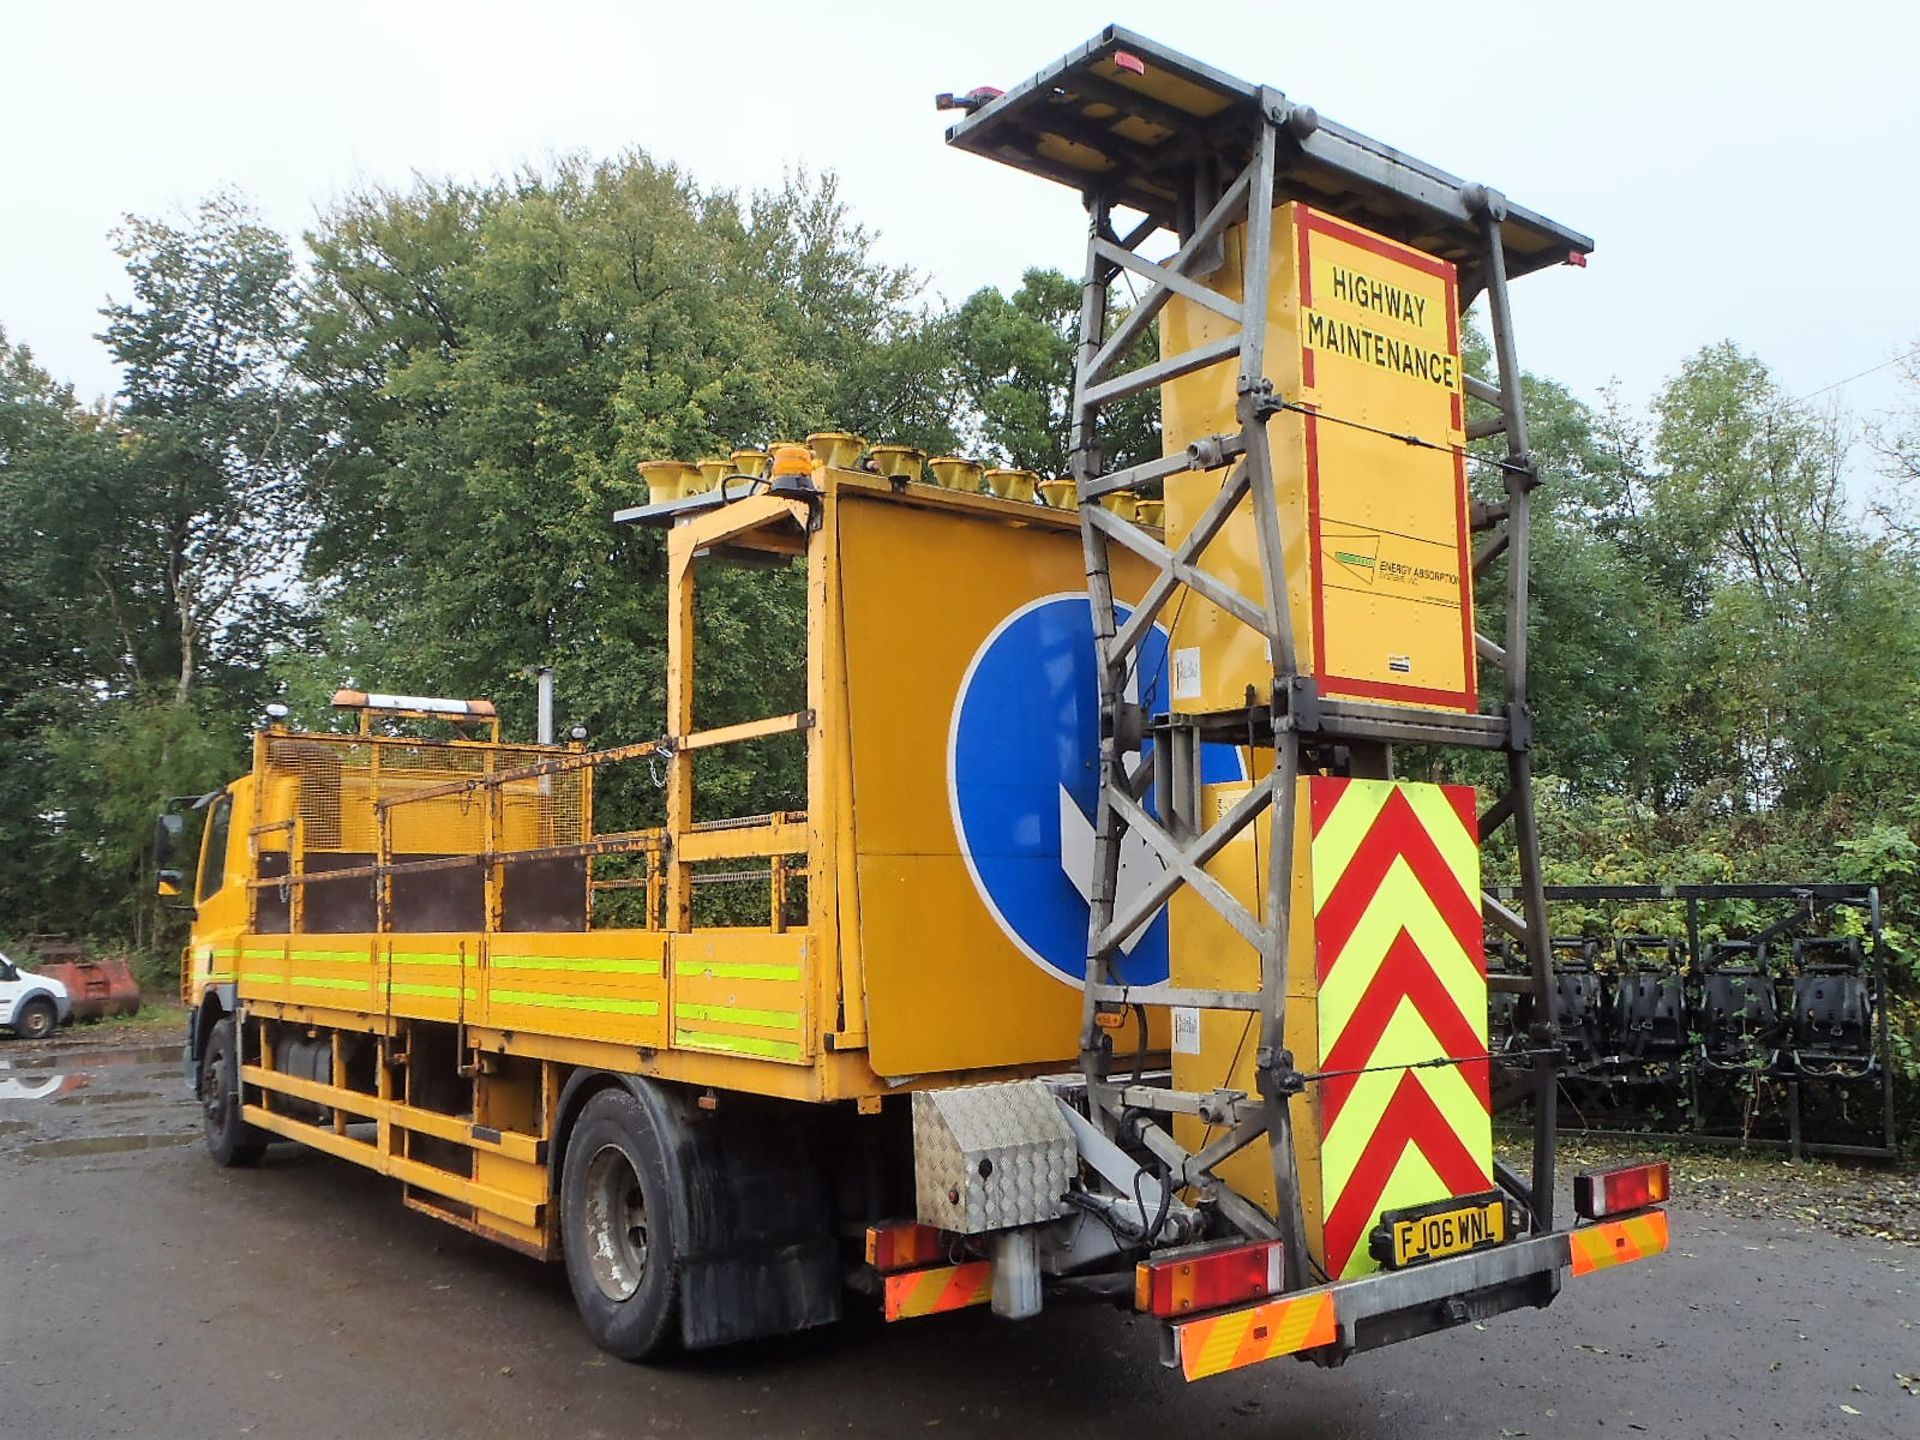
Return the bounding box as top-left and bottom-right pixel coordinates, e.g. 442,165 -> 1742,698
0,952 -> 74,1040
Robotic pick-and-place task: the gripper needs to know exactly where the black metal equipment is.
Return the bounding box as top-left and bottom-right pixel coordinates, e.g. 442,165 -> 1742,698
1485,883 -> 1895,1160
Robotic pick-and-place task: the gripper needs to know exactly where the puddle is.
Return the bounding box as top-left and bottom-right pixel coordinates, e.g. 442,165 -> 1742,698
0,1045 -> 180,1102
18,1133 -> 194,1160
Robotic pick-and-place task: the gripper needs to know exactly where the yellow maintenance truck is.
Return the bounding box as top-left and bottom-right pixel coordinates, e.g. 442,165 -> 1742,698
163,29 -> 1668,1380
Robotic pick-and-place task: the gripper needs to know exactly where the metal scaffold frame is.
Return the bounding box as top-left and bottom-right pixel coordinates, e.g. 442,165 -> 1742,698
942,29 -> 1595,1274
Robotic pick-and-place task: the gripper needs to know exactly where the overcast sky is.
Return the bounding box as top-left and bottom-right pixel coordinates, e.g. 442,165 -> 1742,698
5,0 -> 1917,453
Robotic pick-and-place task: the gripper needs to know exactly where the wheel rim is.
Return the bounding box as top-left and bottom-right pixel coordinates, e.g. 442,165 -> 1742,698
582,1142 -> 649,1303
22,1006 -> 51,1040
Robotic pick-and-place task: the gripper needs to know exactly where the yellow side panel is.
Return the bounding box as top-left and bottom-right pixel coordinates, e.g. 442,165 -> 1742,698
238,935 -> 376,1012
1162,202 -> 1475,714
670,929 -> 811,1065
381,936 -> 476,1023
836,494 -> 1161,1077
487,931 -> 666,1049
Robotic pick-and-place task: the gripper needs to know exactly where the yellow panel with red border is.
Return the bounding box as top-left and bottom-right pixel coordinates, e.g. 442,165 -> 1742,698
1160,201 -> 1474,714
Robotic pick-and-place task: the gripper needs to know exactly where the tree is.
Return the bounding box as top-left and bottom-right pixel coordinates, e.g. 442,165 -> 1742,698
291,158 -> 957,829
100,191 -> 315,706
947,267 -> 1158,477
1643,343 -> 1907,810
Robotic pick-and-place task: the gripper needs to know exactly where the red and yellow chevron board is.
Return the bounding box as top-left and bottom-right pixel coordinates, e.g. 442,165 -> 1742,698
1309,776 -> 1491,1280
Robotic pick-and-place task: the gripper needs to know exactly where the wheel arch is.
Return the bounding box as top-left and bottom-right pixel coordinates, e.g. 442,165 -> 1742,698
187,984 -> 237,1097
9,988 -> 61,1031
549,1069 -> 675,1200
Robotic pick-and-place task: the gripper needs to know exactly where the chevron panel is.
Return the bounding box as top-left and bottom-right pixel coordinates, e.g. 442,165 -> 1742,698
1310,777 -> 1490,1279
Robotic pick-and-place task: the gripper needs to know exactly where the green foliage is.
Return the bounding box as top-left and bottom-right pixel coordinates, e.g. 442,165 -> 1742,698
947,267 -> 1158,477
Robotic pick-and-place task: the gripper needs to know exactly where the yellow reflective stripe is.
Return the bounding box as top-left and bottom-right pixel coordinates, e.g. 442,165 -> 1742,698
288,975 -> 367,992
1399,782 -> 1479,883
388,983 -> 477,1000
673,961 -> 801,981
491,990 -> 659,1017
675,1002 -> 798,1030
674,1027 -> 801,1061
491,955 -> 661,975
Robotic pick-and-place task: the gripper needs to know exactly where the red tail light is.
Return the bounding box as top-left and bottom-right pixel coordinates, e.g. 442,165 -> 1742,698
1135,1239 -> 1284,1318
866,1221 -> 945,1273
1573,1160 -> 1670,1219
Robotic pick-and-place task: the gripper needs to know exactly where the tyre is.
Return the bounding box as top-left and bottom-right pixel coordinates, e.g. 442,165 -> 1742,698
201,1015 -> 267,1167
12,997 -> 56,1041
560,1086 -> 681,1360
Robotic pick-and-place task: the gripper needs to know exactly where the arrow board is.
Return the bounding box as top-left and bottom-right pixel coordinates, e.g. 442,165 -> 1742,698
947,593 -> 1245,988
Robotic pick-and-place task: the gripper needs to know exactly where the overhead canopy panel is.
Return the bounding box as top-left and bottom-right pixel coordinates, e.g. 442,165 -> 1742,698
944,26 -> 1592,290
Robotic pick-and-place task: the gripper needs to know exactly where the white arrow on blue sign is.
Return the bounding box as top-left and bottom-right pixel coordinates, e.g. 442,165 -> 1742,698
946,593 -> 1245,989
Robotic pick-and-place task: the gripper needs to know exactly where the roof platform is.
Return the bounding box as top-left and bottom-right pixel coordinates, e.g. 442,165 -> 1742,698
944,25 -> 1592,292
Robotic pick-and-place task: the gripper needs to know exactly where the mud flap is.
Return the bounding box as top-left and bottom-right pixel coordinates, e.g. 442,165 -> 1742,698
649,1088 -> 842,1350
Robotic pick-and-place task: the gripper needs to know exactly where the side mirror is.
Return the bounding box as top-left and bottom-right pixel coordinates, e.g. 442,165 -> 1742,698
156,868 -> 185,898
152,812 -> 184,867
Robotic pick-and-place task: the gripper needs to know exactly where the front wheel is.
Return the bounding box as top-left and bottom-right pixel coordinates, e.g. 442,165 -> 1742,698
12,998 -> 56,1041
560,1087 -> 681,1360
201,1015 -> 267,1167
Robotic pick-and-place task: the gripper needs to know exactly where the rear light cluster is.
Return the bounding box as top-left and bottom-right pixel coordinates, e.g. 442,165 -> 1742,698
1573,1160 -> 1671,1219
865,1221 -> 945,1273
1135,1239 -> 1284,1318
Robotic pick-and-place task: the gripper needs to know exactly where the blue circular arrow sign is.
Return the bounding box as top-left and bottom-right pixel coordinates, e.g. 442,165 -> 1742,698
947,593 -> 1245,988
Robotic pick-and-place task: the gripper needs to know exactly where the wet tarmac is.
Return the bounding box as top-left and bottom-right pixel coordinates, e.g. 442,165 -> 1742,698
1,1036 -> 1915,1439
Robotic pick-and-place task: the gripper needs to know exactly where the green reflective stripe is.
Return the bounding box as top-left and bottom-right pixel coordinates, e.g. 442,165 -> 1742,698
674,1027 -> 802,1061
388,983 -> 477,1000
673,962 -> 801,981
675,1002 -> 799,1030
289,975 -> 368,992
492,990 -> 659,1017
237,972 -> 281,986
491,955 -> 661,975
388,952 -> 465,966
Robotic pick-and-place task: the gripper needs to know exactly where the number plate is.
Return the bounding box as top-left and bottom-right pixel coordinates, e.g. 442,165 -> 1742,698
1375,1190 -> 1510,1269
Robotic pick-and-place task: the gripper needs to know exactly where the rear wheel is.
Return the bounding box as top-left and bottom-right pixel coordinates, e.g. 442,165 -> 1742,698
561,1087 -> 681,1360
12,998 -> 56,1041
201,1015 -> 267,1167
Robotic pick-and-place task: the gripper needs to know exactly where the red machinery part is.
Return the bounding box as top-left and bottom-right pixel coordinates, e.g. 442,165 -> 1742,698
38,957 -> 141,1022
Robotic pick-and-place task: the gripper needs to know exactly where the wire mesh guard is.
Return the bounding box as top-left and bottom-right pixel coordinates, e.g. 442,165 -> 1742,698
251,732 -> 612,936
